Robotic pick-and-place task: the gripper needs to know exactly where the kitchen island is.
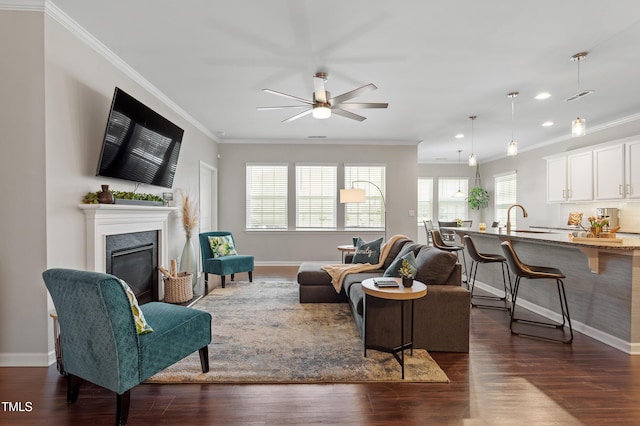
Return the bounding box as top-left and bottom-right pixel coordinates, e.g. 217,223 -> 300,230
449,227 -> 640,354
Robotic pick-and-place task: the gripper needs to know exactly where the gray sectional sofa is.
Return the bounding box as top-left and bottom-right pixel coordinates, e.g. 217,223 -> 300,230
297,237 -> 471,352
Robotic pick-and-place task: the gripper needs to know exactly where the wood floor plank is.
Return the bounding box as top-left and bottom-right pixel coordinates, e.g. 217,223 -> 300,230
2,265 -> 640,425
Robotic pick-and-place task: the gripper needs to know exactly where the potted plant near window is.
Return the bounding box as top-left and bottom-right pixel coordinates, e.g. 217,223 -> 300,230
468,187 -> 489,211
468,165 -> 489,211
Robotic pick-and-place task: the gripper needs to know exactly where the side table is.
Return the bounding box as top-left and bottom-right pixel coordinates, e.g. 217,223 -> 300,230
336,244 -> 356,263
361,278 -> 427,379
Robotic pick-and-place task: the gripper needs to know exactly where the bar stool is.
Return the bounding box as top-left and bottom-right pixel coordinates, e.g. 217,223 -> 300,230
423,219 -> 434,246
431,229 -> 468,283
501,241 -> 573,344
463,235 -> 511,311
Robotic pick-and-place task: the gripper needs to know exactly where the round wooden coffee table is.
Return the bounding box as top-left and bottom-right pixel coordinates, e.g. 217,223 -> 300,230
361,277 -> 427,379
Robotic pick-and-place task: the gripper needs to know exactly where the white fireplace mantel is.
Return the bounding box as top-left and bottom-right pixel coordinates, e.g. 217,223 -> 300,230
79,204 -> 178,273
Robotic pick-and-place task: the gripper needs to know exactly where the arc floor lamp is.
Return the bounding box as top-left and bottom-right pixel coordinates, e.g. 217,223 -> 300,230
340,180 -> 387,241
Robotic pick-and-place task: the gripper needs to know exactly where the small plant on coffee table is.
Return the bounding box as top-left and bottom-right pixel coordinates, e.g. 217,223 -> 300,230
399,259 -> 415,287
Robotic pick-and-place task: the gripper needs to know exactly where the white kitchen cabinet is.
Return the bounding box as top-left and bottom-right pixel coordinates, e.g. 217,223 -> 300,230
567,151 -> 593,201
594,144 -> 625,200
547,156 -> 567,202
626,140 -> 640,199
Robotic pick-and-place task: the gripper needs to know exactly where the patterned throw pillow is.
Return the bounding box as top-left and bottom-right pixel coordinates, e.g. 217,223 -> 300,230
383,251 -> 418,278
208,235 -> 238,258
351,237 -> 384,264
119,279 -> 153,335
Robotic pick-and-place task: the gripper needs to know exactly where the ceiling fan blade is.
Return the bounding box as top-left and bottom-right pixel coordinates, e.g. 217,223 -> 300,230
329,83 -> 377,106
282,109 -> 313,123
263,89 -> 313,105
338,102 -> 388,110
313,75 -> 327,103
332,108 -> 367,122
256,105 -> 309,110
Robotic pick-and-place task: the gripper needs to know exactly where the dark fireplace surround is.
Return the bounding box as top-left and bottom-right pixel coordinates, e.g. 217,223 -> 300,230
106,231 -> 158,304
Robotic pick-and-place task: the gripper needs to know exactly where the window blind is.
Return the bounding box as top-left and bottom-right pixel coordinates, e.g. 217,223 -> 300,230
494,172 -> 517,227
417,177 -> 434,224
295,165 -> 337,229
344,165 -> 386,229
246,164 -> 288,229
438,178 -> 468,221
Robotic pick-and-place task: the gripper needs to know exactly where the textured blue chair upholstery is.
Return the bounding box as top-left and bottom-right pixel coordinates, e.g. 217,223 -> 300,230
199,231 -> 254,288
43,268 -> 211,425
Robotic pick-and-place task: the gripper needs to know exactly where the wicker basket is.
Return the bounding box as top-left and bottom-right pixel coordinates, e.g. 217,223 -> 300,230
163,272 -> 193,303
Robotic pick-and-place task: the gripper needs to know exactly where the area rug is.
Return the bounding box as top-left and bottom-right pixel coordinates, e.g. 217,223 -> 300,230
147,280 -> 449,383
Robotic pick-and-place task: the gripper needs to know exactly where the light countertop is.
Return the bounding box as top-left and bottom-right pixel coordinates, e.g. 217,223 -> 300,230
446,226 -> 640,250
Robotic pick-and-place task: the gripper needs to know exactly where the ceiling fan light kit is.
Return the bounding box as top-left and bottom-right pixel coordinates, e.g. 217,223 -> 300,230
258,72 -> 388,122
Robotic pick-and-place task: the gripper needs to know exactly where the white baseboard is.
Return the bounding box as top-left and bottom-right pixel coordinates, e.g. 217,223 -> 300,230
0,352 -> 53,367
473,281 -> 638,355
255,260 -> 335,267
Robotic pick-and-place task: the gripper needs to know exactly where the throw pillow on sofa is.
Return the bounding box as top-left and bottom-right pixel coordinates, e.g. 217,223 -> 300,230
351,237 -> 383,264
383,251 -> 417,277
414,247 -> 458,284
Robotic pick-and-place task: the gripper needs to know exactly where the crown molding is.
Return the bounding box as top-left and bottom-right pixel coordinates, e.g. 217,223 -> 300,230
0,0 -> 43,11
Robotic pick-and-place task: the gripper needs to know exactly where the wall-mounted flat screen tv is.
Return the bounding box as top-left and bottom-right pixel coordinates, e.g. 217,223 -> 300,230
96,87 -> 184,188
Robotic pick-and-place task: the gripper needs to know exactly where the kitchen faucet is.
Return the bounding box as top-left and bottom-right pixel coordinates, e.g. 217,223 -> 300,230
506,204 -> 528,234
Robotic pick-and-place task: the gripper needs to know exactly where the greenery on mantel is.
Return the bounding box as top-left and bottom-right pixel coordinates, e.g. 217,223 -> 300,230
468,187 -> 489,210
82,190 -> 163,204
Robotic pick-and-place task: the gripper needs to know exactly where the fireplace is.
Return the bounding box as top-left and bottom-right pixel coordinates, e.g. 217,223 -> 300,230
79,203 -> 176,300
106,231 -> 158,304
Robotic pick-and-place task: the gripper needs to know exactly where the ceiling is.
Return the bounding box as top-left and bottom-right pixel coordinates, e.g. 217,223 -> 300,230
49,0 -> 640,163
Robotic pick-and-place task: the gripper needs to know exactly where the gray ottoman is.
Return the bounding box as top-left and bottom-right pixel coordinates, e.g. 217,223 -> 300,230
297,262 -> 347,303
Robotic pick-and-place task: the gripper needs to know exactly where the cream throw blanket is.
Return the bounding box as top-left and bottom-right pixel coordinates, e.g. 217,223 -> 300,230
322,234 -> 408,293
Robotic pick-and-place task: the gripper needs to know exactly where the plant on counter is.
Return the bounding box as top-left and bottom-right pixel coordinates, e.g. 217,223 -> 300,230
587,216 -> 609,229
82,189 -> 163,204
468,187 -> 489,210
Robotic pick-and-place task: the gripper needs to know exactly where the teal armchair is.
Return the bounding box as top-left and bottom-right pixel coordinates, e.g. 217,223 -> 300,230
199,231 -> 254,288
43,269 -> 211,425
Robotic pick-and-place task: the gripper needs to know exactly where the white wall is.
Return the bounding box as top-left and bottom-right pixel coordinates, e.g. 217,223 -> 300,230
218,143 -> 418,264
0,10 -> 219,366
0,11 -> 48,366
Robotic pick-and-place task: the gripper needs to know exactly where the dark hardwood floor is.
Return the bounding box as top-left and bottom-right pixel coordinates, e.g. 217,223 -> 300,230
3,265 -> 640,425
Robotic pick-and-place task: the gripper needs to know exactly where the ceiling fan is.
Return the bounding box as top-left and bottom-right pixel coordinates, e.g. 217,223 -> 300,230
257,72 -> 388,122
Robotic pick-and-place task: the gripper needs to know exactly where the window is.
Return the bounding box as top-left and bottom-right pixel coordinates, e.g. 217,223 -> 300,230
246,164 -> 288,229
344,165 -> 386,229
296,164 -> 337,229
494,171 -> 517,227
438,178 -> 468,221
417,178 -> 434,224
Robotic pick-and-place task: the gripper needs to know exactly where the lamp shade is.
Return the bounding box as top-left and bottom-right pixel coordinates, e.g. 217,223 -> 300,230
340,188 -> 366,203
507,140 -> 518,156
468,153 -> 477,167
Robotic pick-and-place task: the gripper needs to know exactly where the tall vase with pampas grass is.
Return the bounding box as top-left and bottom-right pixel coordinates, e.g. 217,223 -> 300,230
179,191 -> 199,289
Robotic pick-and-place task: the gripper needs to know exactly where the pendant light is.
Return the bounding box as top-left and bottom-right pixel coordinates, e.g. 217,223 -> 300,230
507,92 -> 518,156
468,116 -> 477,166
569,52 -> 590,137
453,150 -> 466,198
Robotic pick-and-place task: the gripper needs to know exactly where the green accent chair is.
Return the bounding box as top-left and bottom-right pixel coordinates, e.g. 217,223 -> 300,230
43,268 -> 211,425
199,231 -> 254,288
